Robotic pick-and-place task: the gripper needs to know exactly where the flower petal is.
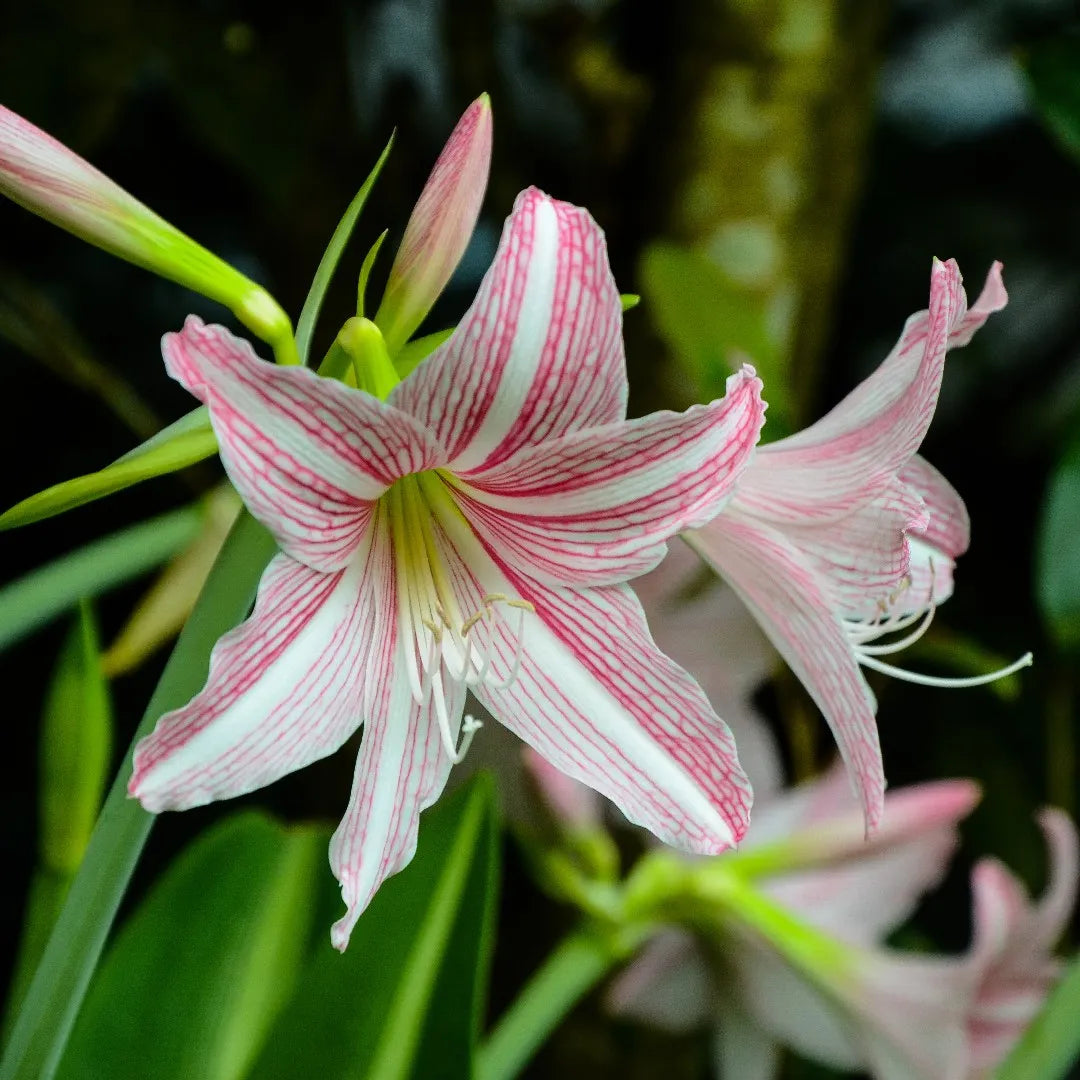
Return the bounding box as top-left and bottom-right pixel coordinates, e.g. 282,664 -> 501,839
165,316 -> 440,571
688,512 -> 885,831
428,502 -> 753,851
130,525 -> 393,811
713,1009 -> 783,1080
375,95 -> 493,353
328,651 -> 454,951
452,366 -> 765,585
737,258 -> 964,521
606,931 -> 713,1032
391,187 -> 626,470
901,455 -> 970,560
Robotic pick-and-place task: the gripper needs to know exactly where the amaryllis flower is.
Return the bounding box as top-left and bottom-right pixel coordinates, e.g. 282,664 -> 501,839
966,809 -> 1079,1077
607,764 -> 985,1080
687,258 -> 1027,829
129,186 -> 766,948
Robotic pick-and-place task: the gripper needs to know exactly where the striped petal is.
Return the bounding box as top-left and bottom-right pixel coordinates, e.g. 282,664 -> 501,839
391,187 -> 626,471
737,258 -> 965,522
452,366 -> 765,585
328,642 -> 454,951
164,316 -> 441,571
375,94 -> 493,353
429,503 -> 753,852
130,522 -> 394,811
902,455 -> 970,560
688,511 -> 885,831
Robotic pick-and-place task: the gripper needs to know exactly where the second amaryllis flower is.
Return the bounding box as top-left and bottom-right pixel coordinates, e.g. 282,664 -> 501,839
129,187 -> 766,948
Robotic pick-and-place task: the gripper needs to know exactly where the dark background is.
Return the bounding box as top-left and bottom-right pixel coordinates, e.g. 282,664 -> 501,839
2,1 -> 1080,1076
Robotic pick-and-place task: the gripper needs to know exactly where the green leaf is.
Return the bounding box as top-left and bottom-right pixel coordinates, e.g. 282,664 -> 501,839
295,134 -> 394,365
994,950 -> 1080,1080
394,326 -> 455,378
0,511 -> 277,1080
247,774 -> 500,1080
2,603 -> 112,1032
1023,36 -> 1080,165
0,504 -> 202,651
1036,436 -> 1080,650
640,242 -> 791,436
0,427 -> 218,531
56,813 -> 326,1080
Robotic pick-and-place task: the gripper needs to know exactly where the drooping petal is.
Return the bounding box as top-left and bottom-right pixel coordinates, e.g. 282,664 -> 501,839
713,1008 -> 783,1080
452,367 -> 765,585
428,501 -> 753,852
901,456 -> 970,560
391,187 -> 626,470
736,258 -> 964,522
605,931 -> 713,1032
688,512 -> 884,830
130,523 -> 394,811
164,316 -> 441,571
0,106 -> 291,347
328,646 -> 454,951
375,94 -> 493,353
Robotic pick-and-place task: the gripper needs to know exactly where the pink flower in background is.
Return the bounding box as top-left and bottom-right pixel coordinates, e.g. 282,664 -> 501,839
966,810 -> 1079,1077
129,181 -> 766,948
687,258 -> 1023,830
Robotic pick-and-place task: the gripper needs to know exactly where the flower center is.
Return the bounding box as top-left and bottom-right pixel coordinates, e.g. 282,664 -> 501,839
386,472 -> 534,763
844,568 -> 1032,689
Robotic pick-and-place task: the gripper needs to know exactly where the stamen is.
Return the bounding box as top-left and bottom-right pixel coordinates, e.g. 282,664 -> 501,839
857,605 -> 936,656
859,650 -> 1033,689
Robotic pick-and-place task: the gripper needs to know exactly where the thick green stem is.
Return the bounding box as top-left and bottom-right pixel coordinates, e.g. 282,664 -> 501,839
477,927 -> 633,1080
0,511 -> 276,1080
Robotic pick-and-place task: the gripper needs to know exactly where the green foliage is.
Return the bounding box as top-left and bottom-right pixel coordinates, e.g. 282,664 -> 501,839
640,243 -> 792,437
1023,36 -> 1080,165
296,136 -> 395,365
0,504 -> 201,651
247,775 -> 499,1080
56,814 -> 326,1080
1036,435 -> 1080,651
3,603 -> 112,1031
0,427 -> 217,530
994,950 -> 1080,1080
0,512 -> 277,1080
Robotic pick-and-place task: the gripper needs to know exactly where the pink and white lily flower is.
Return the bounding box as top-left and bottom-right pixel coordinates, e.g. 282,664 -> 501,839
966,809 -> 1079,1077
129,186 -> 766,948
607,762 -> 986,1080
687,258 -> 1027,829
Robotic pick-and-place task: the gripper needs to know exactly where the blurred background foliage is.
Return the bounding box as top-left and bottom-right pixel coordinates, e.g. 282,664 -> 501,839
2,0 -> 1080,1077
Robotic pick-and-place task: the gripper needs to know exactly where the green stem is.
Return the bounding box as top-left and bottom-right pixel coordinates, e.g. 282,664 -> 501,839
0,511 -> 276,1080
476,927 -> 630,1080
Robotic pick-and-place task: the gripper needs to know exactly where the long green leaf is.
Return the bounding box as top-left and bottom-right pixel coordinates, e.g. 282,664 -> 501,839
0,511 -> 277,1080
994,950 -> 1080,1080
247,775 -> 499,1080
294,134 -> 394,364
0,427 -> 218,531
1036,436 -> 1080,651
2,603 -> 112,1033
0,504 -> 202,651
55,813 -> 326,1080
1023,36 -> 1080,165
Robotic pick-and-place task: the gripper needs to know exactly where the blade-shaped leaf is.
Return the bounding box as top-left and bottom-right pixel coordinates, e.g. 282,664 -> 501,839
2,602 -> 112,1032
0,503 -> 203,651
994,950 -> 1080,1080
295,135 -> 394,365
1036,436 -> 1080,651
247,774 -> 500,1080
0,426 -> 218,531
1023,36 -> 1080,165
55,813 -> 327,1080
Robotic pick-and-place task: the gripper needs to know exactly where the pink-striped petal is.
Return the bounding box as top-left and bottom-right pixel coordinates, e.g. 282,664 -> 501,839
689,512 -> 885,830
130,525 -> 394,811
164,316 -> 441,571
522,746 -> 604,831
428,504 -> 753,852
328,650 -> 454,951
452,367 -> 764,585
902,455 -> 970,559
391,187 -> 626,470
736,258 -> 964,522
375,95 -> 493,353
